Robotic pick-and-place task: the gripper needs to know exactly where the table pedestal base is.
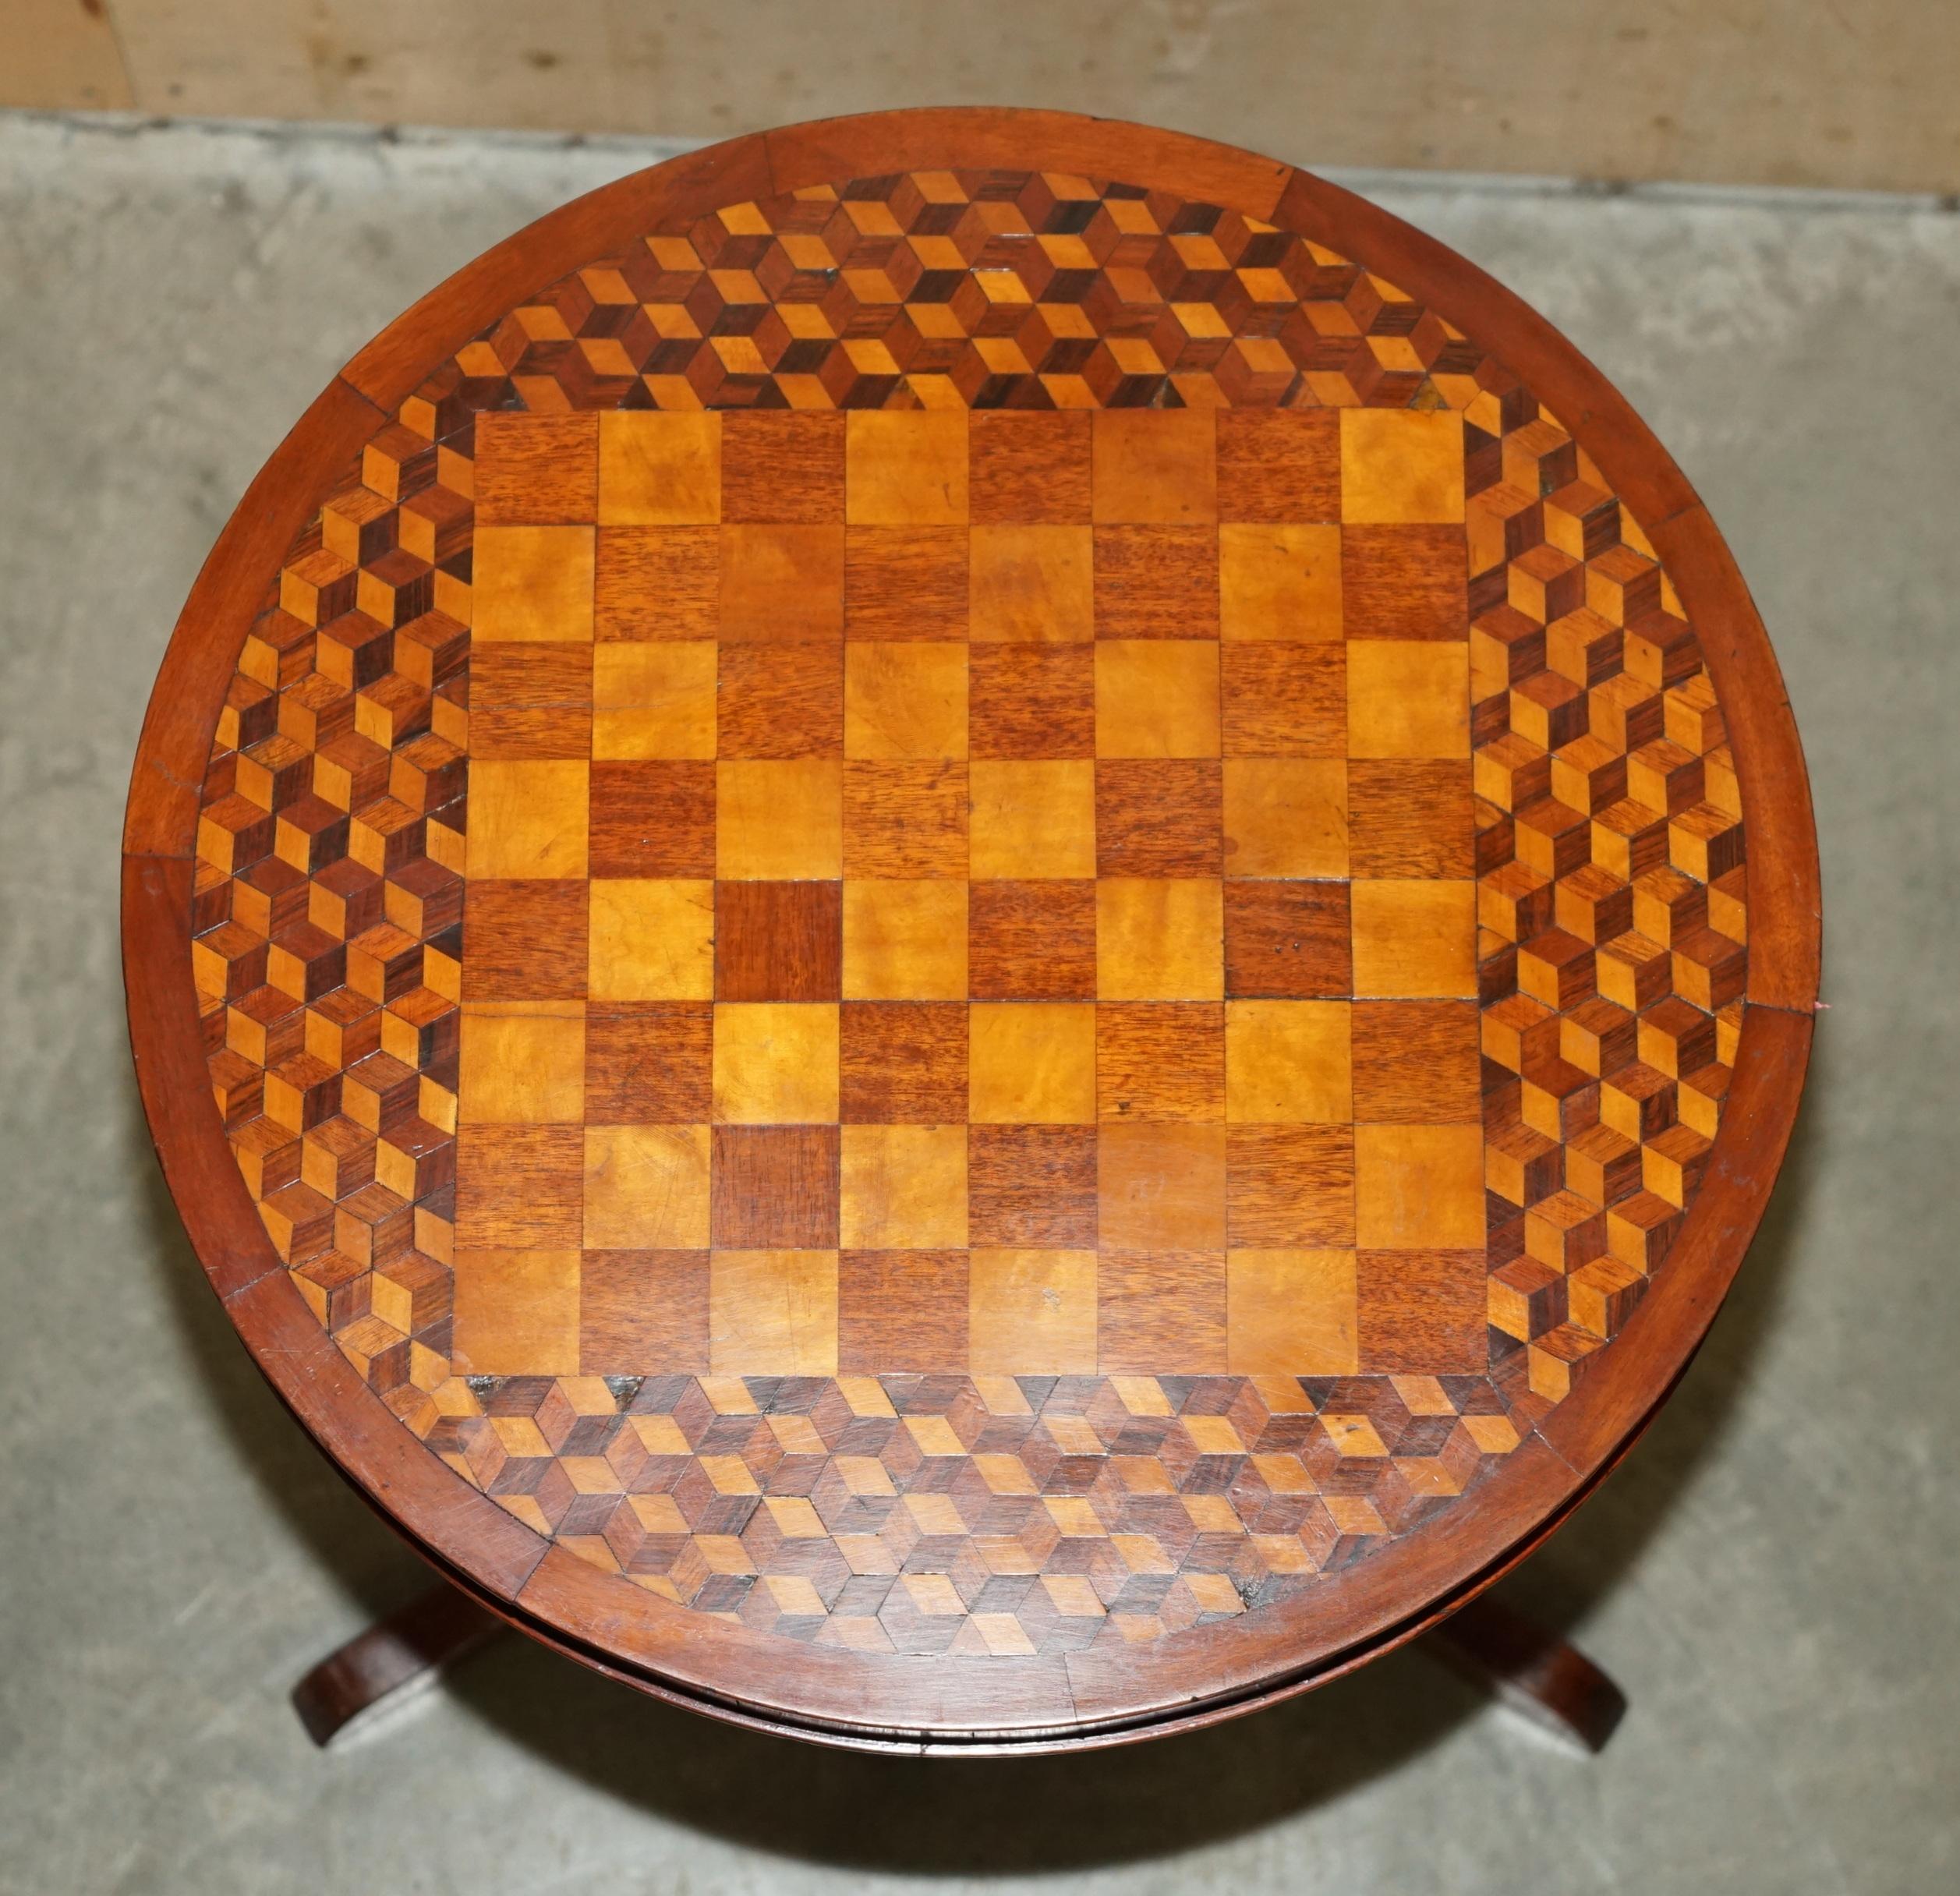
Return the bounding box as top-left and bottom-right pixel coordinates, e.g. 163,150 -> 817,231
292,1584 -> 1626,1753
1426,1595 -> 1628,1753
292,1585 -> 503,1747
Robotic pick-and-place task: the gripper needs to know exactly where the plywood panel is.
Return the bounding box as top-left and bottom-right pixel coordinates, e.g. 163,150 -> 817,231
62,0 -> 1958,192
3,0 -> 133,110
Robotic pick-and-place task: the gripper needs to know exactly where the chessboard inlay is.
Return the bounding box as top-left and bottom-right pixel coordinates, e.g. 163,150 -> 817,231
452,405 -> 1486,1390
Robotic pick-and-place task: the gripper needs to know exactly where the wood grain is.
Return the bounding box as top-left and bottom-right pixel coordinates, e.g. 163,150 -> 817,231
74,11 -> 1960,196
3,0 -> 131,111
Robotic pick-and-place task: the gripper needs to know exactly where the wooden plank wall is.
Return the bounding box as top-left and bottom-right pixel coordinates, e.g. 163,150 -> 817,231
8,0 -> 1958,193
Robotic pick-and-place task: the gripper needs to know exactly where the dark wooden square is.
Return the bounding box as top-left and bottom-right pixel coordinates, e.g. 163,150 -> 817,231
455,1124 -> 583,1247
969,644 -> 1095,759
969,880 -> 1097,1000
593,526 -> 718,641
469,642 -> 593,710
721,412 -> 844,522
1215,409 -> 1339,522
462,880 -> 587,1000
719,525 -> 845,642
1097,1003 -> 1226,1122
1092,527 -> 1219,638
1348,759 -> 1475,877
838,1251 -> 969,1371
969,411 -> 1091,522
588,760 -> 715,879
1357,1248 -> 1487,1372
1097,1252 -> 1227,1372
467,645 -> 590,758
1095,760 -> 1222,876
841,762 -> 968,879
845,528 -> 968,639
709,1125 -> 840,1249
840,1003 -> 968,1122
1221,644 -> 1346,757
585,1002 -> 713,1122
716,881 -> 843,1002
475,412 -> 598,524
1341,525 -> 1467,641
579,1250 -> 709,1373
968,1125 -> 1099,1247
1224,879 -> 1352,999
469,706 -> 591,761
1099,1123 -> 1228,1251
1226,1125 -> 1356,1247
1351,1000 -> 1481,1123
716,644 -> 843,758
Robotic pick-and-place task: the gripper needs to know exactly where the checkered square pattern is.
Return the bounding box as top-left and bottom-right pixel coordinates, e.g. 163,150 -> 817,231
446,409 -> 1488,1389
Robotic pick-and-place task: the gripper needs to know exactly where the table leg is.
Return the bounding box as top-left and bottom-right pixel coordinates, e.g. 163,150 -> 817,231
292,1583 -> 506,1747
1424,1594 -> 1628,1753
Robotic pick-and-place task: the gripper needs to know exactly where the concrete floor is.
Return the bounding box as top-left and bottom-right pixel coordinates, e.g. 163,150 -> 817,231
2,111 -> 1955,1894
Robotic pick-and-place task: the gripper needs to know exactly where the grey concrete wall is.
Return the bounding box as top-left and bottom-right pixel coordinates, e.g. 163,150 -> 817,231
2,111 -> 1955,1894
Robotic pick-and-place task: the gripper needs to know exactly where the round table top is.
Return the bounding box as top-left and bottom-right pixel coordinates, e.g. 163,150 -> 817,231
122,108 -> 1819,1753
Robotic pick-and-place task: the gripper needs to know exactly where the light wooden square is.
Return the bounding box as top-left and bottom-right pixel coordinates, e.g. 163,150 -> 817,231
1350,880 -> 1477,996
841,880 -> 968,999
968,1250 -> 1098,1373
968,1002 -> 1095,1123
712,1003 -> 840,1123
969,525 -> 1094,641
473,525 -> 596,642
1355,1123 -> 1485,1247
458,1002 -> 586,1123
453,1249 -> 580,1375
846,412 -> 968,525
1339,411 -> 1466,525
1346,641 -> 1470,759
1222,759 -> 1348,876
716,759 -> 843,879
1096,879 -> 1223,1000
588,879 -> 713,1000
1095,642 -> 1221,759
582,1123 -> 710,1248
465,759 -> 589,879
969,761 -> 1096,879
592,641 -> 716,759
1219,523 -> 1342,641
598,412 -> 721,525
840,1125 -> 968,1249
709,1250 -> 839,1374
1225,999 -> 1353,1122
844,643 -> 969,759
1226,1249 -> 1357,1374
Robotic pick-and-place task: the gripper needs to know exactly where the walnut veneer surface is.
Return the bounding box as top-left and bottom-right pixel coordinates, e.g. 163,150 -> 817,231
122,111 -> 1817,1750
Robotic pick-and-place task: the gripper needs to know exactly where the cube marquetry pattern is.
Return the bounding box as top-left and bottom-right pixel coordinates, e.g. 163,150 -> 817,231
189,169 -> 1744,1656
